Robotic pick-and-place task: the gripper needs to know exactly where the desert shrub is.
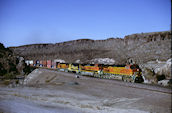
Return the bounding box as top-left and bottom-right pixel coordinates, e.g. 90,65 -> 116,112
9,63 -> 18,74
5,47 -> 12,53
4,72 -> 16,79
3,80 -> 10,85
0,43 -> 5,50
0,53 -> 3,58
16,80 -> 19,84
16,58 -> 19,64
0,63 -> 7,76
156,74 -> 166,81
23,64 -> 36,75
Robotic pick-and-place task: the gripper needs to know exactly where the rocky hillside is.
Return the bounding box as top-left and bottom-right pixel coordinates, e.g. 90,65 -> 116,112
0,43 -> 19,78
0,43 -> 33,79
10,31 -> 171,65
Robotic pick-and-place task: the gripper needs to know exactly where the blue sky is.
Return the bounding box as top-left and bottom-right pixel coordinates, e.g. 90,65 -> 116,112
0,0 -> 171,47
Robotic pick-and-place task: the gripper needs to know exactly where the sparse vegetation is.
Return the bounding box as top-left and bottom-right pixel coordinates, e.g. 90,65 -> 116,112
0,43 -> 18,78
0,43 -> 34,82
10,31 -> 171,65
23,64 -> 36,75
3,80 -> 10,85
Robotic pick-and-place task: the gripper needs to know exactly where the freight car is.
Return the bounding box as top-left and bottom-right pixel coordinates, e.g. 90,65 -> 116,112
39,60 -> 43,67
42,60 -> 47,67
52,61 -> 57,69
47,60 -> 52,68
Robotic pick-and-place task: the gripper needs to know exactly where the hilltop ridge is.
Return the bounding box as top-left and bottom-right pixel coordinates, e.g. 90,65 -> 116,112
10,31 -> 171,65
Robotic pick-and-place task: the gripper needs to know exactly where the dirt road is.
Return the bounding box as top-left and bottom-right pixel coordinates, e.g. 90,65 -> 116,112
0,69 -> 171,113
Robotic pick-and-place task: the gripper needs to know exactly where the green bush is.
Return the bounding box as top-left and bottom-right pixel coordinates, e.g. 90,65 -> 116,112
0,63 -> 7,76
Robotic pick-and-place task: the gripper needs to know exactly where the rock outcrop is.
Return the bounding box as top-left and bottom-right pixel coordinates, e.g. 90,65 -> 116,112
141,58 -> 171,85
154,59 -> 171,79
10,31 -> 171,65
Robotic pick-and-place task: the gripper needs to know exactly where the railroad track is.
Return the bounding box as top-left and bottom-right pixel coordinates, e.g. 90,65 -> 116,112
37,67 -> 172,94
112,80 -> 171,94
81,74 -> 172,94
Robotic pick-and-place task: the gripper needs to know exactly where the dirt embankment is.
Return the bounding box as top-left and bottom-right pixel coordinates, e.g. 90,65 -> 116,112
1,68 -> 170,113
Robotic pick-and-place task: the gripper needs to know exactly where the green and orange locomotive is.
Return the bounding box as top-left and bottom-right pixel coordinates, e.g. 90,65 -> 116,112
34,60 -> 144,83
58,63 -> 143,83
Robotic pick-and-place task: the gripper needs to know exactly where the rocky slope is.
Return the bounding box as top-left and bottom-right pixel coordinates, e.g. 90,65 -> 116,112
10,31 -> 171,65
0,43 -> 33,79
0,43 -> 19,78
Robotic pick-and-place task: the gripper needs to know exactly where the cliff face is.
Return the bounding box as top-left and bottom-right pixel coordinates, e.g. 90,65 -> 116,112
10,31 -> 171,65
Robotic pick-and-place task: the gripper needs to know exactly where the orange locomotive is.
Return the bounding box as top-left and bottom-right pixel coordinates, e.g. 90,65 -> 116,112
56,63 -> 69,72
81,64 -> 99,72
80,64 -> 100,76
102,64 -> 143,82
46,61 -> 144,83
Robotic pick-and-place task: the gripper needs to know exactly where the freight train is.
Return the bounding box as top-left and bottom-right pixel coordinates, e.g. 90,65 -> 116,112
26,60 -> 144,83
